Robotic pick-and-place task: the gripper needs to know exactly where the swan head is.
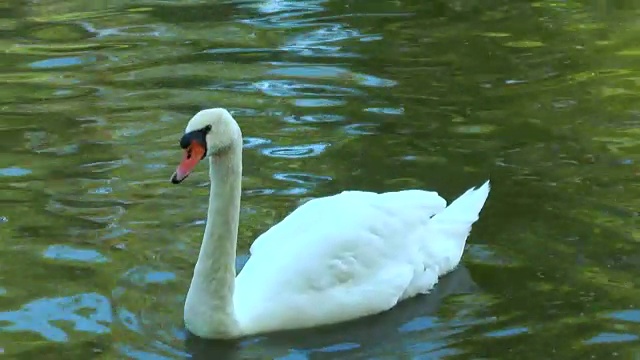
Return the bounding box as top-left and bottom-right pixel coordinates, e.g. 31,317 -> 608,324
170,108 -> 240,184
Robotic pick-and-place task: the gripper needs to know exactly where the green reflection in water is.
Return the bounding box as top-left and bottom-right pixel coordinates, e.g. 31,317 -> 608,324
0,0 -> 639,359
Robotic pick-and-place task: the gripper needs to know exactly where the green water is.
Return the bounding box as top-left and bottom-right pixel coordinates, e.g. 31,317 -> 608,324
0,0 -> 639,358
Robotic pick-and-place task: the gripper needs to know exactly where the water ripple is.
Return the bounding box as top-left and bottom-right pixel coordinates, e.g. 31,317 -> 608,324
240,0 -> 328,29
254,80 -> 362,97
121,266 -> 177,287
0,293 -> 111,342
244,136 -> 272,148
261,143 -> 330,158
282,24 -> 365,57
272,172 -> 332,184
28,56 -> 95,69
0,167 -> 32,177
293,98 -> 346,107
364,106 -> 404,115
585,332 -> 639,344
607,309 -> 640,323
283,113 -> 344,124
43,245 -> 109,263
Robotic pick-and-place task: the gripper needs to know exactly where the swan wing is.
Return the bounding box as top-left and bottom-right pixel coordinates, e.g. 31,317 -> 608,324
235,182 -> 490,335
248,189 -> 445,256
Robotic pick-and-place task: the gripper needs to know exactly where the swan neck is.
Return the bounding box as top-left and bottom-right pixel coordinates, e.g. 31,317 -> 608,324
184,139 -> 243,338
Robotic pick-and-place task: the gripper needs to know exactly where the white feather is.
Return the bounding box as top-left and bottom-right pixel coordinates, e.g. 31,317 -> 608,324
234,183 -> 490,335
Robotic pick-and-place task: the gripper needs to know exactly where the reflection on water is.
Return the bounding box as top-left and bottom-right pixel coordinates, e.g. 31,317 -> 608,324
0,0 -> 639,358
0,293 -> 111,342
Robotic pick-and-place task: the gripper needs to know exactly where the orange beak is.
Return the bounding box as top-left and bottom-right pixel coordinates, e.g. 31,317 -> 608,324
171,141 -> 206,184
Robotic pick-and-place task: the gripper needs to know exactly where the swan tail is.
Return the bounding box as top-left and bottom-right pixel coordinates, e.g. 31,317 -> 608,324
426,180 -> 490,274
438,180 -> 490,223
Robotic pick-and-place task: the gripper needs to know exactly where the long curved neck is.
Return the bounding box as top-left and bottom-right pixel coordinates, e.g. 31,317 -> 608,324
184,138 -> 243,339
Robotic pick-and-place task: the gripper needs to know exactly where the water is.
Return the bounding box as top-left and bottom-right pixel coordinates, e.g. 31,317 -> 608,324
0,0 -> 639,358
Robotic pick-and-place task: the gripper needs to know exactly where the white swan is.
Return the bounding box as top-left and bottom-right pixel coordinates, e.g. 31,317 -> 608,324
170,108 -> 491,339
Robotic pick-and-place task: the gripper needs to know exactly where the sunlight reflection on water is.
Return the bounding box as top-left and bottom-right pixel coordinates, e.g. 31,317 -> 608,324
0,293 -> 111,342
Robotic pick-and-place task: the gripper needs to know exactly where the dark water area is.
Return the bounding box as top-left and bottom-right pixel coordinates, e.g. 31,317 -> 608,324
0,0 -> 639,358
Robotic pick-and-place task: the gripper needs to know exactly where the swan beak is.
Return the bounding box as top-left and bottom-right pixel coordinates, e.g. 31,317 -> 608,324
171,142 -> 205,184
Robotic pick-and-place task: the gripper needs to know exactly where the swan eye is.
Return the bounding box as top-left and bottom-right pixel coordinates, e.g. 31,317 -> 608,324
180,127 -> 208,150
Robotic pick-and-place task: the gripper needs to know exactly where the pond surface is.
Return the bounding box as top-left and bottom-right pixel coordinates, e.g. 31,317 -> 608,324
0,0 -> 639,358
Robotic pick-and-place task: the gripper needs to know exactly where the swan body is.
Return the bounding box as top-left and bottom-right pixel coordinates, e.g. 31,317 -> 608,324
170,108 -> 491,339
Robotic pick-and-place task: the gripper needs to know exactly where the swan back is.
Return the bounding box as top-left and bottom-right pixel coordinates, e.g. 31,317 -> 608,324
232,182 -> 490,335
